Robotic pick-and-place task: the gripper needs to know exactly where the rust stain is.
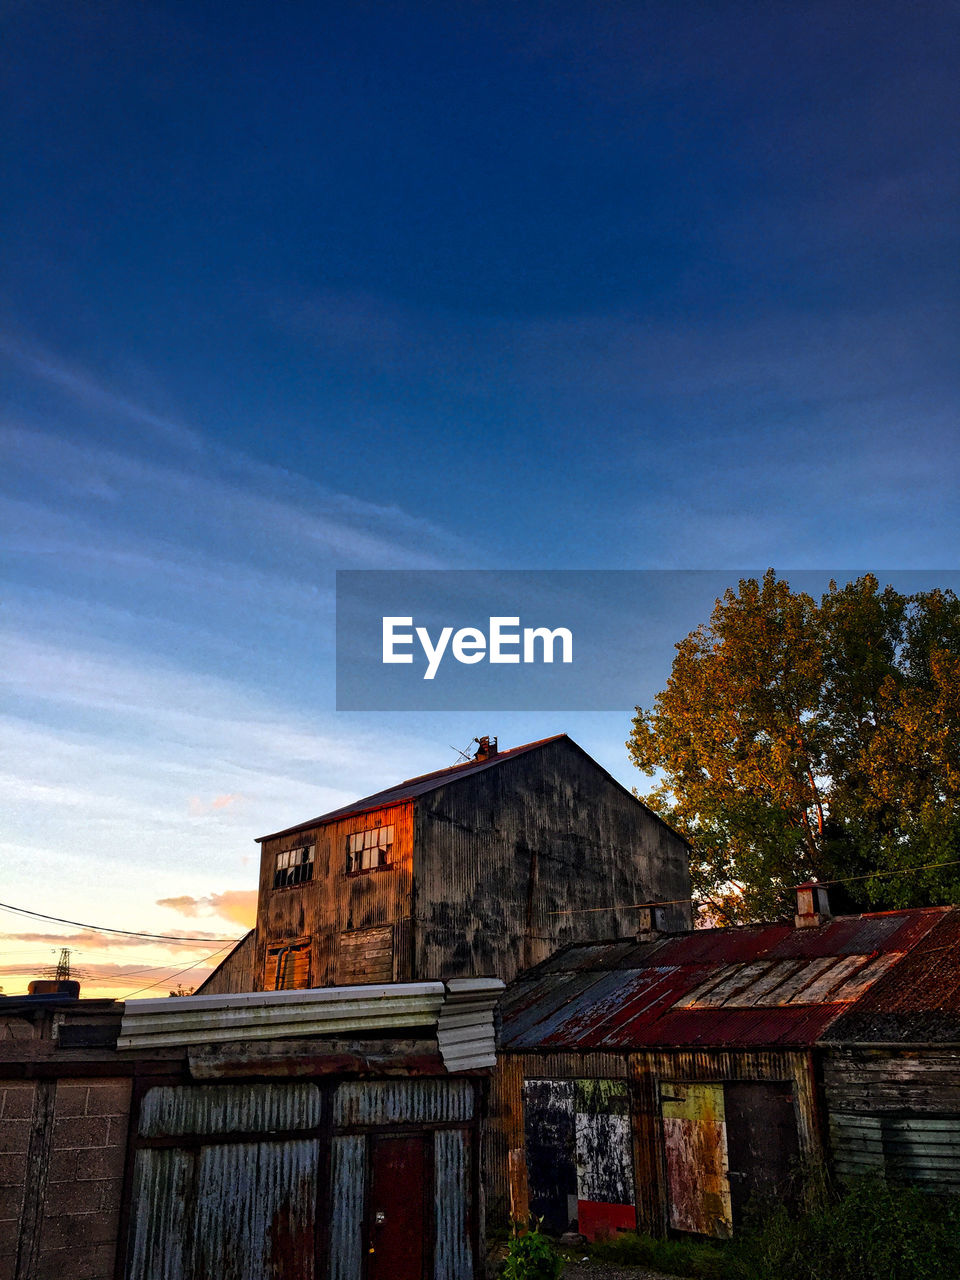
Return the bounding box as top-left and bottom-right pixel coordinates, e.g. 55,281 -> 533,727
660,1083 -> 732,1237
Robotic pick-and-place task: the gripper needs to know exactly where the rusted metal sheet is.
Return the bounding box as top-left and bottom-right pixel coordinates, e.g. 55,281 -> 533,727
413,737 -> 692,986
191,1139 -> 317,1279
652,925 -> 790,965
434,1128 -> 474,1280
500,909 -> 956,1053
127,1138 -> 319,1280
334,1078 -> 474,1127
538,968 -> 692,1049
724,1082 -> 801,1223
257,736 -> 568,839
253,799 -> 416,990
138,1081 -> 320,1137
195,930 -> 257,996
329,1135 -> 365,1280
769,909 -> 946,959
436,978 -> 503,1071
523,1079 -> 577,1232
660,1082 -> 732,1238
826,908 -> 960,1041
119,982 -> 446,1051
126,1147 -> 191,1280
522,1078 -> 636,1240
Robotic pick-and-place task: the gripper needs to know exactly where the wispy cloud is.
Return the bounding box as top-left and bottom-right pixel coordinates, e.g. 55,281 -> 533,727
157,890 -> 258,927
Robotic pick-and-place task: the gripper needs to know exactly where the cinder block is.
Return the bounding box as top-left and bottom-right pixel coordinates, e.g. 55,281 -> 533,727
54,1085 -> 89,1118
52,1116 -> 109,1150
98,1179 -> 123,1214
0,1120 -> 30,1155
43,1179 -> 104,1215
84,1082 -> 130,1118
104,1116 -> 130,1148
76,1144 -> 126,1182
46,1147 -> 78,1183
0,1185 -> 24,1222
0,1085 -> 35,1119
41,1210 -> 116,1252
75,1242 -> 118,1280
0,1153 -> 27,1189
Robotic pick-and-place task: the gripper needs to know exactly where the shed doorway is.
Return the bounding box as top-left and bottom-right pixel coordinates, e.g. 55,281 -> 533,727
659,1080 -> 801,1237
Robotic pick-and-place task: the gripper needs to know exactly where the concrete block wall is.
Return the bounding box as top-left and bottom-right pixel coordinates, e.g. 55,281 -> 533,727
0,1083 -> 35,1280
0,1078 -> 132,1280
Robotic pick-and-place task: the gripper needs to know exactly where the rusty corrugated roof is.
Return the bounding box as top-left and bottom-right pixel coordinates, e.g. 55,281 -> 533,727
499,907 -> 957,1051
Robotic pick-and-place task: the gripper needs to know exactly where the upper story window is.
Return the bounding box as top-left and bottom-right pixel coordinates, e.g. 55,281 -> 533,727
346,824 -> 394,874
273,843 -> 315,889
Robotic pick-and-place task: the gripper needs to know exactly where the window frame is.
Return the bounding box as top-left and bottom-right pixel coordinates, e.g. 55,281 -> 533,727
345,823 -> 395,875
272,843 -> 316,890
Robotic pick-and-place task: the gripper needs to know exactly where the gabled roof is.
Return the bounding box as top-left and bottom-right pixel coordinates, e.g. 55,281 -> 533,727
499,906 -> 959,1051
257,733 -> 683,843
257,735 -> 564,841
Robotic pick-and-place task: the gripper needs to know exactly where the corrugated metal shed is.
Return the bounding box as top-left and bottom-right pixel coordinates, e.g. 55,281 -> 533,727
499,908 -> 954,1051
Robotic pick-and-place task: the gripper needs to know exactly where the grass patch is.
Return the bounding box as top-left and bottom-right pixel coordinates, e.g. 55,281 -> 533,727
574,1178 -> 960,1280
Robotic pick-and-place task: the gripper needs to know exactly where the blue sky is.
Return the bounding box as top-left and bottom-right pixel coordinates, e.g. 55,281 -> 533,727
2,2 -> 958,994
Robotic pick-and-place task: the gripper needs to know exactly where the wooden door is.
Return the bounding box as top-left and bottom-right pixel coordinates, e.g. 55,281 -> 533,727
723,1082 -> 800,1225
660,1082 -> 733,1237
367,1135 -> 427,1280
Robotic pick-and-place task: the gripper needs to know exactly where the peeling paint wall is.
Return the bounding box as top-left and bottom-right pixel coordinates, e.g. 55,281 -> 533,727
492,1048 -> 819,1238
521,1078 -> 637,1241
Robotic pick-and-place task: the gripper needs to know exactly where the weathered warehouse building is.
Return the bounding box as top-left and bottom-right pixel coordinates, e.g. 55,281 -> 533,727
201,733 -> 693,996
494,892 -> 960,1241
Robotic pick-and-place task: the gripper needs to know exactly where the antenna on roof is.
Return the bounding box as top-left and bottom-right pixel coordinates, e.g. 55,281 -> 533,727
450,743 -> 473,763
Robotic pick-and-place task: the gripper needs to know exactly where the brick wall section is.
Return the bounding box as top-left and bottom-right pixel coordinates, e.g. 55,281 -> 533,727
37,1079 -> 132,1280
0,1083 -> 36,1280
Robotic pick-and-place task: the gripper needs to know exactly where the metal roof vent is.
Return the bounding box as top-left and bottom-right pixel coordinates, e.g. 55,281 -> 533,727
473,735 -> 498,760
795,880 -> 832,929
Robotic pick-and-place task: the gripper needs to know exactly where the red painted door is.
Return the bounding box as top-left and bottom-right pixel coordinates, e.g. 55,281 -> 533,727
367,1135 -> 428,1280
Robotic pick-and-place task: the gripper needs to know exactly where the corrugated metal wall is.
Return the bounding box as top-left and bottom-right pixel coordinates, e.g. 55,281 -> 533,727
255,801 -> 415,990
413,739 -> 692,985
127,1084 -> 321,1280
127,1076 -> 480,1280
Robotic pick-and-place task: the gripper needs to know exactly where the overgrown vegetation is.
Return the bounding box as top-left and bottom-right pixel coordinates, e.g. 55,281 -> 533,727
583,1179 -> 960,1280
502,1219 -> 563,1280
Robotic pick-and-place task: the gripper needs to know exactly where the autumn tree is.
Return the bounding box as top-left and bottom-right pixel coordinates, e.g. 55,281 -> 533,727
628,571 -> 960,922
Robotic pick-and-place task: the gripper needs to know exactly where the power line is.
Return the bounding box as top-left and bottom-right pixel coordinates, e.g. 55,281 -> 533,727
122,941 -> 238,999
815,858 -> 960,887
0,900 -> 241,944
548,858 -> 960,917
